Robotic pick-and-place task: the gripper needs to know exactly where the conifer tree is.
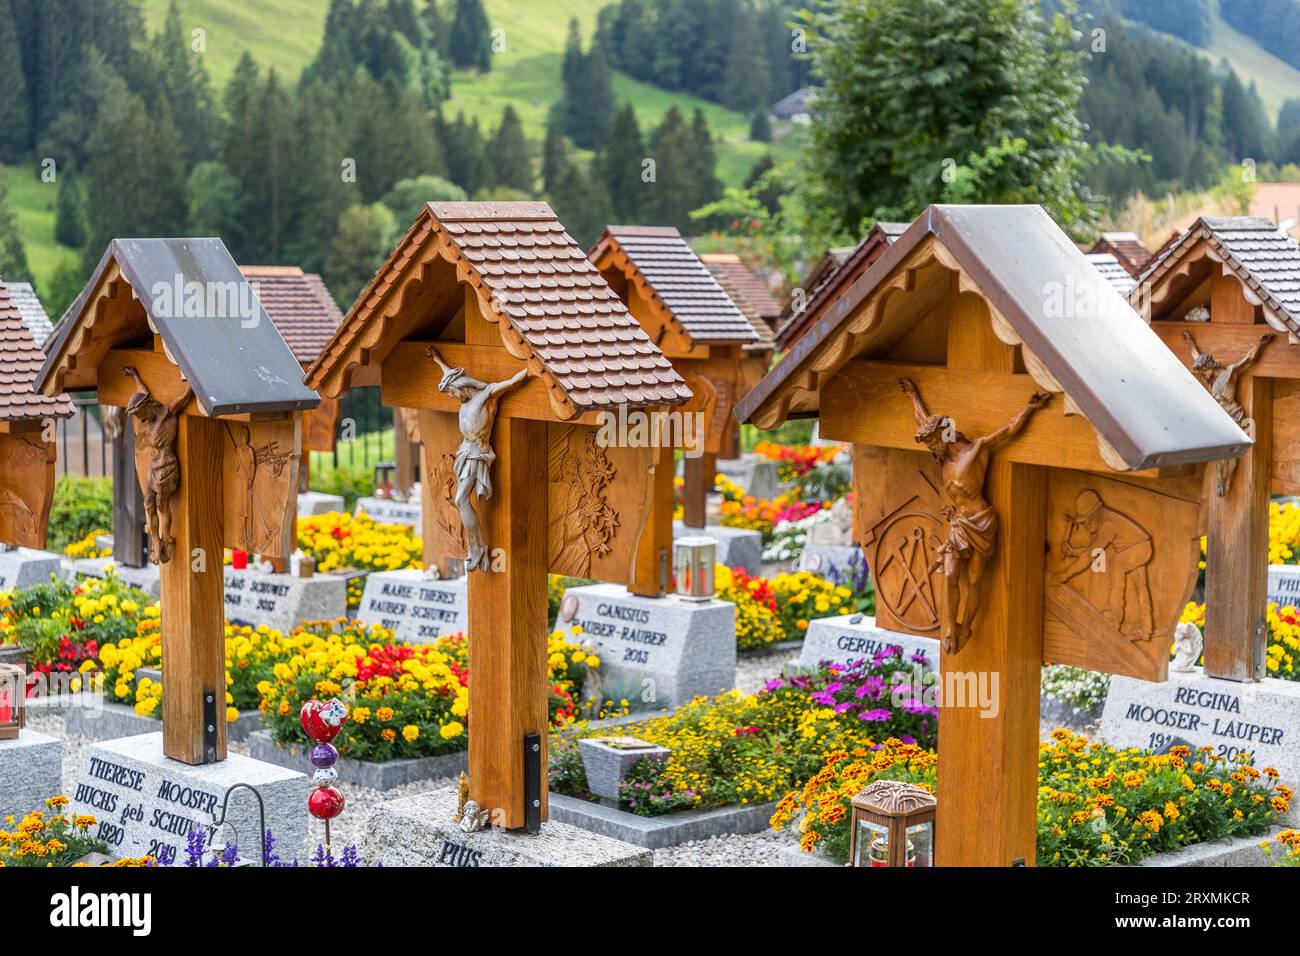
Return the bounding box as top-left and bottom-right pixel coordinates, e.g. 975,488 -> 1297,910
54,168 -> 87,248
0,0 -> 31,162
151,95 -> 189,236
0,170 -> 32,283
490,106 -> 533,193
541,109 -> 569,194
449,0 -> 492,72
603,103 -> 646,223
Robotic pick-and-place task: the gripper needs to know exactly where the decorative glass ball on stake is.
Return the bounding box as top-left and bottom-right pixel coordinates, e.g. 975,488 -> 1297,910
849,780 -> 936,867
301,698 -> 349,854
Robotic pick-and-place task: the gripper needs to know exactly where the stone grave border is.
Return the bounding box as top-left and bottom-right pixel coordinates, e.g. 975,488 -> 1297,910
64,702 -> 262,742
547,792 -> 777,849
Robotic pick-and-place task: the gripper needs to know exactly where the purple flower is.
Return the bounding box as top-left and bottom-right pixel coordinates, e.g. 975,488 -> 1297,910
834,702 -> 855,715
824,681 -> 845,694
900,735 -> 917,745
856,676 -> 885,699
810,691 -> 836,706
763,678 -> 785,692
910,651 -> 930,665
859,708 -> 892,722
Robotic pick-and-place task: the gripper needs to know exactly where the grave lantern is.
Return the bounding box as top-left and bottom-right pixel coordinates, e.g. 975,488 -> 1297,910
673,536 -> 716,599
0,661 -> 24,739
737,204 -> 1247,865
849,780 -> 936,868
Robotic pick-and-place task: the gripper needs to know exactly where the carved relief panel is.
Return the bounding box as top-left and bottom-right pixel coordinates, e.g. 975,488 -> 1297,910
0,431 -> 56,549
547,423 -> 656,583
1043,469 -> 1203,682
220,417 -> 301,558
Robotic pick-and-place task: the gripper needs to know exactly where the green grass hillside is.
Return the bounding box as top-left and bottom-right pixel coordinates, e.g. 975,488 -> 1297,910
1199,9 -> 1300,120
2,164 -> 79,292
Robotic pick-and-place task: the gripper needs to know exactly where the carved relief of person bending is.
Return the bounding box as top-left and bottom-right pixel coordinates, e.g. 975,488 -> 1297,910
1182,329 -> 1273,496
123,366 -> 192,564
900,378 -> 1051,653
427,347 -> 529,571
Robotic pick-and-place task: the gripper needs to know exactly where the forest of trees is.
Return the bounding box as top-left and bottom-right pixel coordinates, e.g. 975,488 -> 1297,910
1221,0 -> 1300,72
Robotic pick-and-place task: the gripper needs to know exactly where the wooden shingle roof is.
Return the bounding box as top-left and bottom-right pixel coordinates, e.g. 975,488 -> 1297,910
0,279 -> 73,421
306,202 -> 690,417
1089,231 -> 1152,278
698,253 -> 783,323
239,266 -> 344,366
590,226 -> 759,347
1135,217 -> 1300,334
709,265 -> 775,353
1086,252 -> 1136,296
5,282 -> 54,347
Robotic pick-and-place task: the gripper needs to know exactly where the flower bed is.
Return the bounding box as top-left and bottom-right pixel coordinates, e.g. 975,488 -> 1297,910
63,529 -> 110,560
1179,600 -> 1300,681
0,574 -> 152,688
297,511 -> 422,611
0,797 -> 120,866
551,654 -> 937,816
258,623 -> 597,762
773,730 -> 1292,867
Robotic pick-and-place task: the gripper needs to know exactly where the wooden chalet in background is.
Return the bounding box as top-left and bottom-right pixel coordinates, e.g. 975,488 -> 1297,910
738,204 -> 1245,866
0,278 -> 72,549
589,225 -> 760,573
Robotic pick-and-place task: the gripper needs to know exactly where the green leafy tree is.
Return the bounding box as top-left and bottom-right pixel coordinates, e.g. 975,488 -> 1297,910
382,174 -> 467,224
449,0 -> 492,72
54,168 -> 88,248
0,170 -> 32,282
325,202 -> 398,308
798,0 -> 1096,237
0,0 -> 31,162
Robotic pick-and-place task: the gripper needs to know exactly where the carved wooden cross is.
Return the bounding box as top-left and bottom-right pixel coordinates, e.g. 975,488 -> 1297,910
589,227 -> 768,594
738,205 -> 1246,866
36,239 -> 318,765
1134,217 -> 1300,682
306,203 -> 689,829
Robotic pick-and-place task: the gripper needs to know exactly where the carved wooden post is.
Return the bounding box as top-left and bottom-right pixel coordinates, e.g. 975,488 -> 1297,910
36,239 -> 319,765
739,205 -> 1247,866
1135,218 -> 1300,682
305,203 -> 689,827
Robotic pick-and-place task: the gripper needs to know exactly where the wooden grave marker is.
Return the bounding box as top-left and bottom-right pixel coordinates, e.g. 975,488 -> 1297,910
0,279 -> 73,549
737,204 -> 1247,866
1133,217 -> 1300,682
36,239 -> 319,764
589,226 -> 769,593
305,202 -> 689,829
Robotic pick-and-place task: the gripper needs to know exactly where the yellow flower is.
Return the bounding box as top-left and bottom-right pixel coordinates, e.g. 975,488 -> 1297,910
440,721 -> 464,740
402,725 -> 419,742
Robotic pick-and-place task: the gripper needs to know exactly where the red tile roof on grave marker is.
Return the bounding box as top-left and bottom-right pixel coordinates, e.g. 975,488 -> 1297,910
1133,216 -> 1300,334
239,266 -> 345,366
590,225 -> 759,347
0,278 -> 73,421
305,202 -> 690,417
707,265 -> 775,353
5,281 -> 55,348
1089,231 -> 1153,278
698,253 -> 784,323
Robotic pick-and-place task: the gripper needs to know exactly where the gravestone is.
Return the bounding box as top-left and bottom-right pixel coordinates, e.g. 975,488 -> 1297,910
1100,668 -> 1300,821
70,557 -> 161,596
556,582 -> 735,709
360,786 -> 650,866
671,522 -> 762,574
0,729 -> 62,822
297,491 -> 345,516
223,565 -> 346,633
70,732 -> 307,865
354,496 -> 422,527
1267,564 -> 1300,610
0,547 -> 62,590
798,613 -> 939,671
357,568 -> 467,641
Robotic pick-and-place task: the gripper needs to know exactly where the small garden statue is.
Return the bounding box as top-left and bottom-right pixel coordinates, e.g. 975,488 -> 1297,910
1171,621 -> 1204,672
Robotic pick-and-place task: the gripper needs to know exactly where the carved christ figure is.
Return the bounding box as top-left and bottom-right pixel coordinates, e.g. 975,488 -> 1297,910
899,378 -> 1051,653
123,366 -> 192,564
1182,329 -> 1273,496
426,347 -> 529,571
